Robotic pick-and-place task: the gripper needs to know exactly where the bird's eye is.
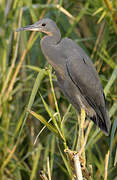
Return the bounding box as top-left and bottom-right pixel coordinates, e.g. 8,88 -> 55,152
42,23 -> 46,26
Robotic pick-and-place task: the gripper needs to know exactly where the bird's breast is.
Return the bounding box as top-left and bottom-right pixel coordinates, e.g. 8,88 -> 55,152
41,50 -> 65,82
41,38 -> 66,80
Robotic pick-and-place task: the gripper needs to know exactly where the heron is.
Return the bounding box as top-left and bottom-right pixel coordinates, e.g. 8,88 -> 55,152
16,18 -> 111,135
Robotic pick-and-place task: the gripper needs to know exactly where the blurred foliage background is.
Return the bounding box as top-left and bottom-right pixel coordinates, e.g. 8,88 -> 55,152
0,0 -> 117,179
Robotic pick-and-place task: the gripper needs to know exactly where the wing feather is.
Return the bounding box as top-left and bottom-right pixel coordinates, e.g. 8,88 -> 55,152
66,55 -> 110,135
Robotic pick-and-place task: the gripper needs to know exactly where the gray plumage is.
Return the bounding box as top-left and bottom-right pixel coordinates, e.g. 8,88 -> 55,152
16,18 -> 111,135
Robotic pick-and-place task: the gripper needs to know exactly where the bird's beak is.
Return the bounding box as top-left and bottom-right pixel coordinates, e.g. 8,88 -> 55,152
16,23 -> 40,32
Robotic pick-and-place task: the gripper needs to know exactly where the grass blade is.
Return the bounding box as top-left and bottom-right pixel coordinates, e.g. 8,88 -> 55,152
29,110 -> 59,136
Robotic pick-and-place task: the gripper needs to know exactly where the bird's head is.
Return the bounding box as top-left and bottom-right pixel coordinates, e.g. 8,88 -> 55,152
16,18 -> 61,37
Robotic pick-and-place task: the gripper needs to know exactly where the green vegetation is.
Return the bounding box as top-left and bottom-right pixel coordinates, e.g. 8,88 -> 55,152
0,0 -> 117,179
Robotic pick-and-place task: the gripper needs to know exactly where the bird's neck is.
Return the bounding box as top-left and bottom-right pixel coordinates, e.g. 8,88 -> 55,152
41,26 -> 61,45
40,34 -> 61,61
40,34 -> 63,72
41,33 -> 61,46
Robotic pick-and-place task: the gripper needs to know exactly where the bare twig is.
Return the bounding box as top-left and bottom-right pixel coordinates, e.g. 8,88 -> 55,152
77,109 -> 86,167
55,4 -> 75,20
104,150 -> 110,180
47,157 -> 51,180
65,148 -> 83,180
79,122 -> 93,155
73,153 -> 83,180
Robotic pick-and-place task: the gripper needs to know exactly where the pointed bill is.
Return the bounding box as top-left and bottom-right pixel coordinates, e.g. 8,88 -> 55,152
15,24 -> 40,32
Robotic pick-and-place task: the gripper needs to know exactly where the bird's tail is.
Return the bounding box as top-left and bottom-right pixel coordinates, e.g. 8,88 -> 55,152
91,108 -> 111,136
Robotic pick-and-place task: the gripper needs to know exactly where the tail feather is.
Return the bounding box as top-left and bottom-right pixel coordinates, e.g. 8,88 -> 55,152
91,108 -> 111,136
